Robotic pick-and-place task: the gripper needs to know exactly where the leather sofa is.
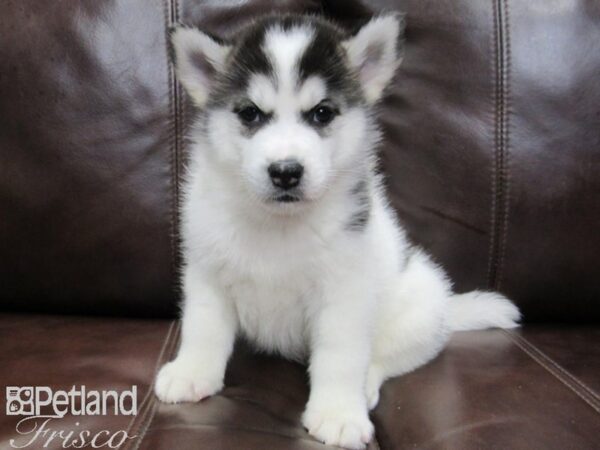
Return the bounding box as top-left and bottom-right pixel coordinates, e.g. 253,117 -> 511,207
1,0 -> 598,448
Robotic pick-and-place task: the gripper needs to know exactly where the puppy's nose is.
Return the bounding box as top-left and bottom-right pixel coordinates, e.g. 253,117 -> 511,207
268,159 -> 304,190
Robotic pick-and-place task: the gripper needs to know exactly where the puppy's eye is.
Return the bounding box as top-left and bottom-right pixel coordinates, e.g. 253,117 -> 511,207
309,105 -> 336,126
236,105 -> 264,125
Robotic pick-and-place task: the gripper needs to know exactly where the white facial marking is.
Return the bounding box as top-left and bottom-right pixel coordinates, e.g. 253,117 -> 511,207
263,26 -> 314,94
247,74 -> 277,112
298,76 -> 327,111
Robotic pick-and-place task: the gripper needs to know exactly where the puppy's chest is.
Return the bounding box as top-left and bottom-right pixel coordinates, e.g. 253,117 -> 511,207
225,275 -> 316,361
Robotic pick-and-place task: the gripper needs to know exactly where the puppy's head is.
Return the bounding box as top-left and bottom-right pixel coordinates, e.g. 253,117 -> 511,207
172,14 -> 403,212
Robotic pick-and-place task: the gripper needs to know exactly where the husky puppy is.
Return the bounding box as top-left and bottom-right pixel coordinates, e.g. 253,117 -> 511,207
155,14 -> 521,449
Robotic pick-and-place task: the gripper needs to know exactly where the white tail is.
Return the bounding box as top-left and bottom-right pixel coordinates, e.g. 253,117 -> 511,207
446,291 -> 521,332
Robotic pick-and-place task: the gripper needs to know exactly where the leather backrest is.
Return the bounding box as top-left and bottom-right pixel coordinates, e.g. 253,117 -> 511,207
357,0 -> 600,323
0,0 -> 321,317
1,0 -> 598,321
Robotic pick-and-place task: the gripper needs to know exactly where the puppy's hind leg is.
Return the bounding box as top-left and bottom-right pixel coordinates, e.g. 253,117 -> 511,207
367,250 -> 453,409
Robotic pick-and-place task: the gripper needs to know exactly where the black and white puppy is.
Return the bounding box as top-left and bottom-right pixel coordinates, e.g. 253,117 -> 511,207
155,14 -> 520,449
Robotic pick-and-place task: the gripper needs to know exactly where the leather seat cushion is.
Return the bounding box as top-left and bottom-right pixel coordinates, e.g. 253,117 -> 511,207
1,314 -> 598,450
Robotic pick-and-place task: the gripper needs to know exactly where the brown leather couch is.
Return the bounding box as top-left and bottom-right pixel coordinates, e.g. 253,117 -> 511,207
1,1 -> 599,449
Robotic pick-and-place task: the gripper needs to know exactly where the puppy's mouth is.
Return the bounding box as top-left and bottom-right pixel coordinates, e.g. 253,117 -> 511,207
271,193 -> 303,203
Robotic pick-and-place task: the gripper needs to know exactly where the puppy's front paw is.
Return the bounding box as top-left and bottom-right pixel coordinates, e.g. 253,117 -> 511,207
302,403 -> 374,449
155,359 -> 223,404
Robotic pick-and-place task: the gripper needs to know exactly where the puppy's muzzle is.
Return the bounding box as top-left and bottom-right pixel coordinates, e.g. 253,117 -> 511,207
268,159 -> 304,190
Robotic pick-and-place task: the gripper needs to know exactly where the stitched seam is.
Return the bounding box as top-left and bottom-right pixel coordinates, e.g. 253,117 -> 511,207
506,330 -> 600,405
173,0 -> 182,290
496,0 -> 511,290
134,321 -> 179,443
121,0 -> 181,446
503,330 -> 600,414
129,321 -> 182,450
165,0 -> 181,298
486,0 -> 500,288
487,0 -> 511,290
166,0 -> 175,291
119,320 -> 177,450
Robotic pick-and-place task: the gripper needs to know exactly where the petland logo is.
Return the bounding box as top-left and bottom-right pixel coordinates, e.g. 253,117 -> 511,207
6,386 -> 138,448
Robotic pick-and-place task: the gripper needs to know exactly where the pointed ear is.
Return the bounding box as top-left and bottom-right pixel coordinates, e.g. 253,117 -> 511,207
343,14 -> 404,104
170,26 -> 231,107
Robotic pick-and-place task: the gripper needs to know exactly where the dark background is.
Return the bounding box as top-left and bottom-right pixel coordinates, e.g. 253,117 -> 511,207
1,0 -> 599,322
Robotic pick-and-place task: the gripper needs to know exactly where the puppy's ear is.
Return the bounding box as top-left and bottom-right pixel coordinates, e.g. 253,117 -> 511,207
343,14 -> 404,104
170,26 -> 231,107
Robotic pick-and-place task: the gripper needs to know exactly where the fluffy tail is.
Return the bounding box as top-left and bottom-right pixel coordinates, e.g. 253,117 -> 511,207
446,291 -> 521,332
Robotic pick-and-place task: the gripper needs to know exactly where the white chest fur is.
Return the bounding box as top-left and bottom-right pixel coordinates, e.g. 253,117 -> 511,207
184,181 -> 334,361
224,272 -> 314,361
183,161 -> 371,359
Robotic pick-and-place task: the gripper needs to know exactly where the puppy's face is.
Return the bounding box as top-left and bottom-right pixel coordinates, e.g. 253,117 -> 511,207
172,15 -> 403,212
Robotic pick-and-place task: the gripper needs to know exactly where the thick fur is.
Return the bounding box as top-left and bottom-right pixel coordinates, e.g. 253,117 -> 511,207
155,14 -> 521,449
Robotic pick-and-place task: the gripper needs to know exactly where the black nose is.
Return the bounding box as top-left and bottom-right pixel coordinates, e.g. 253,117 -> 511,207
268,159 -> 304,190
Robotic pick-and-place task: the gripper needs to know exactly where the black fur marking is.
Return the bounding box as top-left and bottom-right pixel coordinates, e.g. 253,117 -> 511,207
298,18 -> 363,105
346,179 -> 371,232
203,14 -> 366,109
207,22 -> 274,108
228,26 -> 272,85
